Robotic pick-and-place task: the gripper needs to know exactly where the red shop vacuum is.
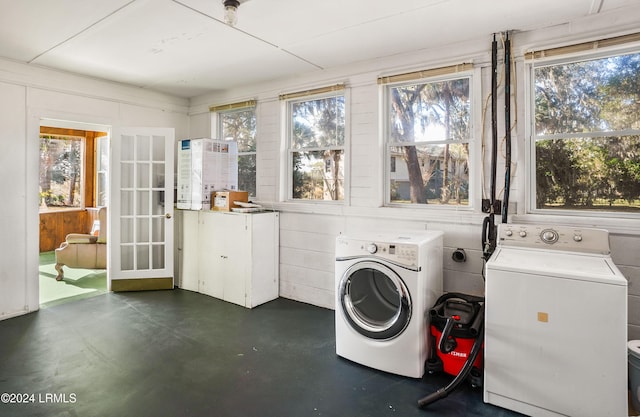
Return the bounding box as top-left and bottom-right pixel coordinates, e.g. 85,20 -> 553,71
418,292 -> 485,408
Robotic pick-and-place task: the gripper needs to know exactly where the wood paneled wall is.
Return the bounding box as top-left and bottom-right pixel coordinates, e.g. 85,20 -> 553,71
39,210 -> 88,252
39,208 -> 101,252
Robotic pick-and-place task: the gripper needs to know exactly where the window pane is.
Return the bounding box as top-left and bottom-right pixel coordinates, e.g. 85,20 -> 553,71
96,136 -> 109,207
535,136 -> 640,212
388,78 -> 470,143
291,96 -> 345,149
292,150 -> 344,201
238,154 -> 256,197
533,51 -> 640,215
39,135 -> 83,208
221,109 -> 256,152
220,108 -> 257,197
389,144 -> 469,206
535,53 -> 640,136
386,75 -> 472,207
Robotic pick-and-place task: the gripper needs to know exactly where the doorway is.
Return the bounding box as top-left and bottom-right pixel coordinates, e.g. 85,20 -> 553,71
38,120 -> 110,307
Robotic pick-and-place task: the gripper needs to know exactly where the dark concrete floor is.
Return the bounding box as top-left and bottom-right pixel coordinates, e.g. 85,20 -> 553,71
0,290 -> 523,417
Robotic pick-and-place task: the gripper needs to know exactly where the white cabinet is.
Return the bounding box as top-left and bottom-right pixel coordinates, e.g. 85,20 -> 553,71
177,210 -> 279,308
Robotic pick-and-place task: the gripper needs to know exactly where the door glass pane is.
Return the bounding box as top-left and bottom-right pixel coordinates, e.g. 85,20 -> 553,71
121,190 -> 133,216
121,135 -> 134,161
152,245 -> 165,269
121,218 -> 134,244
152,191 -> 165,215
152,217 -> 164,242
137,163 -> 150,188
137,135 -> 150,161
137,245 -> 149,269
152,163 -> 164,188
137,191 -> 149,215
152,136 -> 165,161
137,218 -> 149,243
121,163 -> 134,188
121,246 -> 134,270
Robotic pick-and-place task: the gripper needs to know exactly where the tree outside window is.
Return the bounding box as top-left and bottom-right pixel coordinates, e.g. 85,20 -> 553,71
289,94 -> 345,201
219,108 -> 257,197
534,51 -> 640,213
386,76 -> 471,206
39,135 -> 83,209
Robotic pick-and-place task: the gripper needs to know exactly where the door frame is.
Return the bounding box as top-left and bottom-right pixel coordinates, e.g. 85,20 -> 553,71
30,111 -> 113,309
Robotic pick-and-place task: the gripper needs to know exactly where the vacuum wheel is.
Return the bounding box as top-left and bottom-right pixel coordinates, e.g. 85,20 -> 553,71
425,357 -> 443,375
469,367 -> 483,388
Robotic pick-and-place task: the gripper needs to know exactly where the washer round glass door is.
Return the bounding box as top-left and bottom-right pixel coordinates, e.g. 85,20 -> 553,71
339,260 -> 412,340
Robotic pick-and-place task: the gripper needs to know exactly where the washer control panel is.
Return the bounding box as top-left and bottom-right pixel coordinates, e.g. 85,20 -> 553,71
497,223 -> 610,254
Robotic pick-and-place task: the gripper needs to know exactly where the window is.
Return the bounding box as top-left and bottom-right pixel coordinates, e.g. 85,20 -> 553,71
286,90 -> 345,201
218,106 -> 257,197
532,49 -> 640,214
95,135 -> 109,207
39,134 -> 84,209
384,72 -> 472,206
39,127 -> 109,211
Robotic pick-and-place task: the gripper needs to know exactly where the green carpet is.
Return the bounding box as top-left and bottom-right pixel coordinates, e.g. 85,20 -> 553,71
39,251 -> 107,308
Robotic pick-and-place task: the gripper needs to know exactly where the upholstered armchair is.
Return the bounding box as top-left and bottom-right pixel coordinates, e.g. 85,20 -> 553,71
55,207 -> 107,281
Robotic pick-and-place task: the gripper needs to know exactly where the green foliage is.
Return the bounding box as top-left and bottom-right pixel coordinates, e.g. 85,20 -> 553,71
535,52 -> 640,211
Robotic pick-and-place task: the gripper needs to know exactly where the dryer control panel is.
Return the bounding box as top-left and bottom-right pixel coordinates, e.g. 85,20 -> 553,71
497,223 -> 611,255
335,236 -> 420,267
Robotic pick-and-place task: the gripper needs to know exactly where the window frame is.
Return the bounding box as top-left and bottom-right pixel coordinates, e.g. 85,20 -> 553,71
382,69 -> 478,210
215,105 -> 258,198
284,89 -> 348,203
39,132 -> 87,211
526,44 -> 640,219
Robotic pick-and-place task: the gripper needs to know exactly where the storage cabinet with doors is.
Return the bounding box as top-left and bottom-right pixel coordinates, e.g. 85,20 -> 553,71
178,210 -> 279,308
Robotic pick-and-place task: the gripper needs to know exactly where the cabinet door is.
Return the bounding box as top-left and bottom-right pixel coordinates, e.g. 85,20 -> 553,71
198,213 -> 224,298
212,214 -> 249,306
179,210 -> 200,292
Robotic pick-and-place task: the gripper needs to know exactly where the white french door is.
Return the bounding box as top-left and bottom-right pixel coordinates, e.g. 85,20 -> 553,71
109,127 -> 175,290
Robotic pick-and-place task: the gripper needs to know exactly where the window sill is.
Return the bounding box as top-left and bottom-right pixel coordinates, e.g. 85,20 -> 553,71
39,207 -> 86,214
263,200 -> 487,225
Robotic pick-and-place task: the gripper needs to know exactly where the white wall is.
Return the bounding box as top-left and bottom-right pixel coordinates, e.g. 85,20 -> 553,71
0,59 -> 190,320
188,6 -> 640,337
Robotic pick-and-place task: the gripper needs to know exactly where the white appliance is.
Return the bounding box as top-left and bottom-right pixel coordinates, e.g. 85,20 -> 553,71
484,223 -> 628,417
335,231 -> 443,378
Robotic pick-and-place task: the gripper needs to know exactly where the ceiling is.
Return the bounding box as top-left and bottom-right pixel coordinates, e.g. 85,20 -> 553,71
0,0 -> 637,98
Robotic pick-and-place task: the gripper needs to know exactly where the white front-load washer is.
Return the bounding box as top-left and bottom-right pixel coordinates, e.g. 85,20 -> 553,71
335,231 -> 443,378
484,223 -> 628,417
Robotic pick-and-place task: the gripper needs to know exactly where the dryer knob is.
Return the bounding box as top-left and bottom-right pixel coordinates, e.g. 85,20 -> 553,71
366,243 -> 378,254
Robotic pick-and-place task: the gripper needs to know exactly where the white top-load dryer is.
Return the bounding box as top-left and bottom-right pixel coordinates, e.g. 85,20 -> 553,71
484,223 -> 628,417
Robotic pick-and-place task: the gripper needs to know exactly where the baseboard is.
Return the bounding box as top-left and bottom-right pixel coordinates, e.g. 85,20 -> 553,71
111,277 -> 174,292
